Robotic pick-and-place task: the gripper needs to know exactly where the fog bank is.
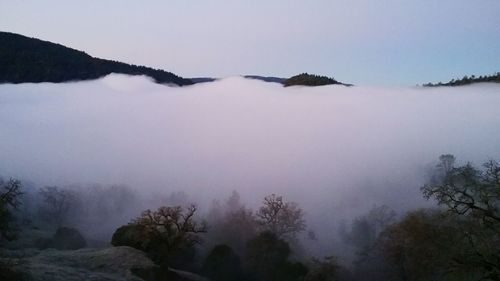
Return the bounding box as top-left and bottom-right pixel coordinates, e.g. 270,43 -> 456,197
1,75 -> 499,216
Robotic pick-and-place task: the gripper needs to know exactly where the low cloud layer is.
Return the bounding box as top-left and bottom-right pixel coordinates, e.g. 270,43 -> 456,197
1,74 -> 499,217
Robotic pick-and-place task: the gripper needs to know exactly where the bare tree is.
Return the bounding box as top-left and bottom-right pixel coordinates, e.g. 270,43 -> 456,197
0,178 -> 22,241
422,155 -> 500,280
39,186 -> 77,227
0,178 -> 22,209
256,194 -> 306,238
133,204 -> 207,255
422,156 -> 500,229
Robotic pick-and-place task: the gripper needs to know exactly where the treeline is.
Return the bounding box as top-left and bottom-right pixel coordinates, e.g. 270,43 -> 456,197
0,32 -> 193,86
1,155 -> 499,281
423,72 -> 500,87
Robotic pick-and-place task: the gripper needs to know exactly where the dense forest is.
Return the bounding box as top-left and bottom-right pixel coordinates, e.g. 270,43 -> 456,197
283,73 -> 350,87
0,32 -> 193,86
423,72 -> 500,87
1,155 -> 499,280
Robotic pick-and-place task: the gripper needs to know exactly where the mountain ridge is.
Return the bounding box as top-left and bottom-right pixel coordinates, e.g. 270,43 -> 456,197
423,72 -> 500,87
1,31 -> 497,87
0,31 -> 193,86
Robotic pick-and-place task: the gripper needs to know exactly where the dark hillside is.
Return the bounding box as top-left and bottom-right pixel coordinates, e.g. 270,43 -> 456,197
283,73 -> 350,87
423,72 -> 500,87
0,32 -> 193,86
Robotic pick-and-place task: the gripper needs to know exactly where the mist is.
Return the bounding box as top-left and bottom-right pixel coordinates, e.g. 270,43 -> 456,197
1,74 -> 500,255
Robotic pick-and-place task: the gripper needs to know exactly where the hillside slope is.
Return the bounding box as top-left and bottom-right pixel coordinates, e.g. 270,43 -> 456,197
423,72 -> 500,87
0,32 -> 193,86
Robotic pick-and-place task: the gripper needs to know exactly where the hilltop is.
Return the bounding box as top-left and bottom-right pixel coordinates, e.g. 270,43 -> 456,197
283,73 -> 351,87
423,72 -> 500,87
0,32 -> 193,86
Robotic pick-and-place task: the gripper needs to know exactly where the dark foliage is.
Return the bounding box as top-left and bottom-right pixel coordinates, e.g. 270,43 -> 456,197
112,224 -> 149,250
0,31 -> 193,86
245,231 -> 308,281
0,178 -> 24,279
202,244 -> 244,281
0,178 -> 22,243
421,155 -> 500,280
276,262 -> 309,281
377,210 -> 466,281
283,73 -> 349,87
304,257 -> 340,281
423,72 -> 500,87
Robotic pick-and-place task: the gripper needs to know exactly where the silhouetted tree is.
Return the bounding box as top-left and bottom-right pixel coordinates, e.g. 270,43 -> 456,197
38,186 -> 78,228
256,194 -> 306,239
245,231 -> 308,281
0,178 -> 22,242
422,156 -> 500,230
421,155 -> 500,280
112,204 -> 207,268
202,244 -> 243,281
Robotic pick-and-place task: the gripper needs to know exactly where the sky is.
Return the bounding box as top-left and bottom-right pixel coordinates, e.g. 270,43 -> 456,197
1,0 -> 499,85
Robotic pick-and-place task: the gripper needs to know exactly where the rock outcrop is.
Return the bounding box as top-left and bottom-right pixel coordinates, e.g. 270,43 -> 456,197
3,246 -> 155,280
2,246 -> 210,281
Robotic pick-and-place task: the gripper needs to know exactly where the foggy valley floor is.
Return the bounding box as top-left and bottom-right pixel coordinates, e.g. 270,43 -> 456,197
1,75 -> 499,280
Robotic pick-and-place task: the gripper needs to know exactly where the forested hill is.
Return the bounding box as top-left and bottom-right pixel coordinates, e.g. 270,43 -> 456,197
0,32 -> 193,86
283,73 -> 351,87
423,72 -> 500,87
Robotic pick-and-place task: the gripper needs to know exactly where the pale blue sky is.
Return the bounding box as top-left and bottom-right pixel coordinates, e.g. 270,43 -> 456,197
1,0 -> 499,85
